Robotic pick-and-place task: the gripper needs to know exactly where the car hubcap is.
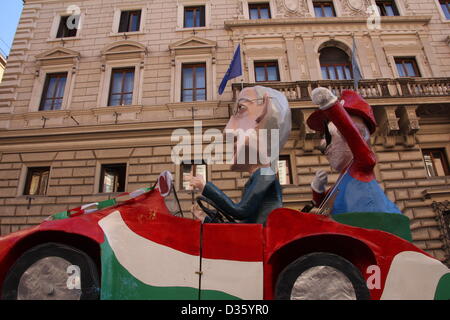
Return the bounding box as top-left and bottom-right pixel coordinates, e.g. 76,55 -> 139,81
17,256 -> 82,300
290,266 -> 356,300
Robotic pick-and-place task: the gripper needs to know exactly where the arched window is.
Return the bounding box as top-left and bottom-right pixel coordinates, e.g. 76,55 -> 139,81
319,47 -> 353,80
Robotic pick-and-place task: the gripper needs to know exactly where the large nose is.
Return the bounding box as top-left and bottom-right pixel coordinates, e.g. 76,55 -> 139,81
225,116 -> 239,131
317,138 -> 327,154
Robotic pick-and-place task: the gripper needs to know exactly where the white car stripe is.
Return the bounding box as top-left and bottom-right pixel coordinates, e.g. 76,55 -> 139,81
99,211 -> 199,289
381,251 -> 450,300
201,258 -> 263,300
99,211 -> 263,299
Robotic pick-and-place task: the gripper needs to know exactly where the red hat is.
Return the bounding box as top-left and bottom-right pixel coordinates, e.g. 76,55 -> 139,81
307,90 -> 377,134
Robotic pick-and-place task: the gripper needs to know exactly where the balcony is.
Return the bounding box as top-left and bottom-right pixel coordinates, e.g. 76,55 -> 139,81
232,78 -> 450,102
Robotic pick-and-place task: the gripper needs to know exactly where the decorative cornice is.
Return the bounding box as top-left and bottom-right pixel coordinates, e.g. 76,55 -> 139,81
224,16 -> 432,29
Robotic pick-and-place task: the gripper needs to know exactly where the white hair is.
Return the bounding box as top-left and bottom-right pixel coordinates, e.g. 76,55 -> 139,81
253,86 -> 292,150
252,86 -> 292,172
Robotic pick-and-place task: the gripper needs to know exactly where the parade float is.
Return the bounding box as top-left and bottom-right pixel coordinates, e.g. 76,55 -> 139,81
0,169 -> 448,300
0,87 -> 449,300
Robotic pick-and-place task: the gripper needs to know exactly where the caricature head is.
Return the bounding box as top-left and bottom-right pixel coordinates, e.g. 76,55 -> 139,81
319,116 -> 371,172
225,86 -> 292,172
308,88 -> 376,173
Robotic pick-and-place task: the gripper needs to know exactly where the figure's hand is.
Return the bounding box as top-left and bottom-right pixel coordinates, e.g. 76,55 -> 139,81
184,174 -> 206,192
311,87 -> 338,110
311,170 -> 328,193
191,204 -> 206,222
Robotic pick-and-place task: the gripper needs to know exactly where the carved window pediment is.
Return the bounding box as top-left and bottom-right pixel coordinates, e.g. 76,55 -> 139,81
169,36 -> 217,53
35,47 -> 80,66
101,40 -> 147,61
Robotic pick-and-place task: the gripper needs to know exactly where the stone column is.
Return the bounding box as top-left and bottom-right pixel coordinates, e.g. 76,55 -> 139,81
369,33 -> 393,79
303,36 -> 321,81
284,35 -> 301,81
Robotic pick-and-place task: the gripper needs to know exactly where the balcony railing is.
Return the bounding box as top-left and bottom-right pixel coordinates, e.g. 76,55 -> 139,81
232,78 -> 450,101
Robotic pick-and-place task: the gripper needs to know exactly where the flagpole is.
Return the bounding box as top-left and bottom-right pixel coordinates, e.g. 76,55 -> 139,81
352,33 -> 362,92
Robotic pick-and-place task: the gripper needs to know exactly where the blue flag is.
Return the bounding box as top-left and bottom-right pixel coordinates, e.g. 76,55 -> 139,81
218,45 -> 242,95
352,37 -> 363,90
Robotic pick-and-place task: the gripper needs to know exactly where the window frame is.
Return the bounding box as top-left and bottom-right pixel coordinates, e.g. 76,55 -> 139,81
108,67 -> 136,107
39,72 -> 69,111
111,6 -> 147,36
375,0 -> 400,16
181,62 -> 207,102
99,163 -> 127,193
56,15 -> 79,38
49,12 -> 84,41
23,167 -> 51,196
183,5 -> 206,28
118,10 -> 142,33
320,63 -> 353,80
172,53 -> 216,103
438,0 -> 450,20
394,57 -> 422,78
176,1 -> 211,31
254,60 -> 281,82
313,0 -> 337,17
248,2 -> 272,19
422,148 -> 450,177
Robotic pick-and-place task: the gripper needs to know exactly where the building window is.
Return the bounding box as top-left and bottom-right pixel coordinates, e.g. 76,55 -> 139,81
181,161 -> 208,190
182,63 -> 206,102
395,57 -> 421,77
108,68 -> 135,106
39,73 -> 68,111
118,10 -> 142,33
56,15 -> 78,38
439,0 -> 450,19
254,61 -> 280,82
184,6 -> 206,28
313,1 -> 336,17
277,155 -> 293,185
100,164 -> 127,193
24,167 -> 50,196
423,149 -> 450,177
376,0 -> 400,16
249,3 -> 271,19
320,47 -> 352,80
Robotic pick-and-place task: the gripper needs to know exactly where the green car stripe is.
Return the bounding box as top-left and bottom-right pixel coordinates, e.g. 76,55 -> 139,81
434,273 -> 450,300
100,238 -> 240,300
332,212 -> 413,242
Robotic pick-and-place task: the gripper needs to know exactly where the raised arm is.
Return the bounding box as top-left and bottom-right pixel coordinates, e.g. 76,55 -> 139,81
312,88 -> 376,181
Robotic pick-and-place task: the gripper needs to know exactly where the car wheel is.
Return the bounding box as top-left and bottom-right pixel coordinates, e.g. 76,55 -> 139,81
275,252 -> 370,300
2,243 -> 100,300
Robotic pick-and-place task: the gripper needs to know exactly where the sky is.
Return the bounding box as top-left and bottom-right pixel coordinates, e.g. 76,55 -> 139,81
0,0 -> 24,58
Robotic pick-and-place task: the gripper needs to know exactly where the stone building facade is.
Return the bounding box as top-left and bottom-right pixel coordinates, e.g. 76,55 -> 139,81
0,0 -> 449,264
0,55 -> 6,83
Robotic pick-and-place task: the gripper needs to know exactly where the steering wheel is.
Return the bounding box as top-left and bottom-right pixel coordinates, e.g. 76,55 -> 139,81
196,196 -> 236,223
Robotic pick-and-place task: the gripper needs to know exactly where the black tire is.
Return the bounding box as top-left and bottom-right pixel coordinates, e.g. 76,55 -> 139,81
2,242 -> 100,300
275,252 -> 370,300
